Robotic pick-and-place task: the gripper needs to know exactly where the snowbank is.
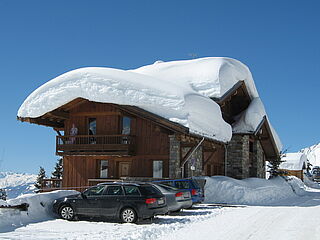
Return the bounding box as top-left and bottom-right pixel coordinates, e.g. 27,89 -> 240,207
280,153 -> 307,170
303,174 -> 320,189
0,190 -> 78,232
17,66 -> 232,142
203,176 -> 306,205
0,199 -> 8,206
0,172 -> 37,199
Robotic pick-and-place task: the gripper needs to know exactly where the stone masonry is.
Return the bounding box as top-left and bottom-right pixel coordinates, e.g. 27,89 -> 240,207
169,135 -> 181,178
227,134 -> 265,179
181,146 -> 203,177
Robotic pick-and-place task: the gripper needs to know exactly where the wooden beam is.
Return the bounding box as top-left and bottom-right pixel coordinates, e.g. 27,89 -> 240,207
203,149 -> 217,167
18,117 -> 64,128
72,112 -> 122,117
47,110 -> 69,119
181,145 -> 197,163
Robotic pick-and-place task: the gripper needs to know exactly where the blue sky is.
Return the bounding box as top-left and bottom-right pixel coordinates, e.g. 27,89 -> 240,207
0,0 -> 319,174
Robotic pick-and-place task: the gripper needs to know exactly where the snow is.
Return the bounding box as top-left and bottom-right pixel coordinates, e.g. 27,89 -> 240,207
280,152 -> 308,170
1,176 -> 320,239
202,176 -> 306,205
0,172 -> 37,199
300,142 -> 320,167
232,97 -> 282,151
0,190 -> 78,232
17,66 -> 231,142
0,176 -> 320,240
131,57 -> 258,99
232,97 -> 266,134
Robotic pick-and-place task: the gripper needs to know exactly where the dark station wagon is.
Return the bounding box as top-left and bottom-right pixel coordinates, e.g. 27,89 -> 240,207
53,182 -> 168,223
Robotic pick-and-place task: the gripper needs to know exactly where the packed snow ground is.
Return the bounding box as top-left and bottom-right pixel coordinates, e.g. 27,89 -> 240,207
1,176 -> 320,239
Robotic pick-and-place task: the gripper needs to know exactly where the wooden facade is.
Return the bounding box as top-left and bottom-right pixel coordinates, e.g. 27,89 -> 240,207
19,98 -> 225,189
18,81 -> 280,187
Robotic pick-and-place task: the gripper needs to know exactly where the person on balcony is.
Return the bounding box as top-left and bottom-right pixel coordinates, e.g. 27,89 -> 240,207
70,123 -> 78,144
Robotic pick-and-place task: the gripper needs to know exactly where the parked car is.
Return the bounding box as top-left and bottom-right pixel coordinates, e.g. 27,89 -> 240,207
152,183 -> 192,212
52,182 -> 168,223
312,167 -> 320,182
152,178 -> 204,204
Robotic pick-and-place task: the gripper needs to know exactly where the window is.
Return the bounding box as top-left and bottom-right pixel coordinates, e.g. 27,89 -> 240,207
105,186 -> 123,195
100,160 -> 109,178
122,117 -> 131,135
124,186 -> 140,196
139,186 -> 161,195
153,161 -> 163,178
88,118 -> 97,135
84,185 -> 105,196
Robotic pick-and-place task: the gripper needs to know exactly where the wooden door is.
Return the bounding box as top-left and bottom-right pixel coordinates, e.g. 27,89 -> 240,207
119,162 -> 131,177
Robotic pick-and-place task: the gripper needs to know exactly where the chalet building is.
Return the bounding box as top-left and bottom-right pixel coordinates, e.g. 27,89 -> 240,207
17,57 -> 281,189
279,153 -> 308,180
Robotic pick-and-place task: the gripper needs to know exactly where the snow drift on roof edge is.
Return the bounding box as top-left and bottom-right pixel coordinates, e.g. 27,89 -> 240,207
232,98 -> 282,151
17,66 -> 232,143
131,57 -> 259,99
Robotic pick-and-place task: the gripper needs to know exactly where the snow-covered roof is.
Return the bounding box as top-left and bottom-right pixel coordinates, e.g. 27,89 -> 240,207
280,153 -> 308,170
17,57 -> 281,147
17,66 -> 232,142
131,57 -> 258,99
232,97 -> 282,151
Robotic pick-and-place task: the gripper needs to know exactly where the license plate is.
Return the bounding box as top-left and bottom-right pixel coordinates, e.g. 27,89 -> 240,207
158,199 -> 164,205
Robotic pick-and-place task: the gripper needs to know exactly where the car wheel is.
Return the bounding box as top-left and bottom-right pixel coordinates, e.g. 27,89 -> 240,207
59,205 -> 75,220
120,208 -> 137,223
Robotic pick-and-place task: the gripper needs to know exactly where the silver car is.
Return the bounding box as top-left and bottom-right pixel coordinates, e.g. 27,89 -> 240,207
152,184 -> 192,213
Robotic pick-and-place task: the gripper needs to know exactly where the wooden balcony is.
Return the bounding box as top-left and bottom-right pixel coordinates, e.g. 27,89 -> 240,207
56,134 -> 136,156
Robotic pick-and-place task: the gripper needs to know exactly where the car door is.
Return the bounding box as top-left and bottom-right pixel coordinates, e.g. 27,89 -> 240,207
100,185 -> 125,217
76,185 -> 106,216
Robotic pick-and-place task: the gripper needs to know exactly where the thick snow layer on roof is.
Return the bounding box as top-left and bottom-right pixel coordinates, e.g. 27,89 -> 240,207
17,67 -> 232,142
131,57 -> 259,99
232,98 -> 265,134
280,153 -> 308,170
232,98 -> 282,151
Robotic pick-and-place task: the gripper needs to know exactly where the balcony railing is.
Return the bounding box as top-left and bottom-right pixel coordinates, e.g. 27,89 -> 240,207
56,134 -> 135,156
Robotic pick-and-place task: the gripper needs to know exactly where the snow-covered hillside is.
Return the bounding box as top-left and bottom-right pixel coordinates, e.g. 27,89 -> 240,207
300,142 -> 320,167
0,172 -> 37,199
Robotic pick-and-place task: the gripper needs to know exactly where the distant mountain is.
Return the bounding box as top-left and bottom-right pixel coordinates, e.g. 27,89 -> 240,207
0,172 -> 37,199
300,143 -> 320,167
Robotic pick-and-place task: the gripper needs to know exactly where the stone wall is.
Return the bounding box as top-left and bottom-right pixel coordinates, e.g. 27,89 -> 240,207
255,140 -> 265,178
227,134 -> 265,179
182,146 -> 203,177
226,135 -> 249,179
169,135 -> 181,178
